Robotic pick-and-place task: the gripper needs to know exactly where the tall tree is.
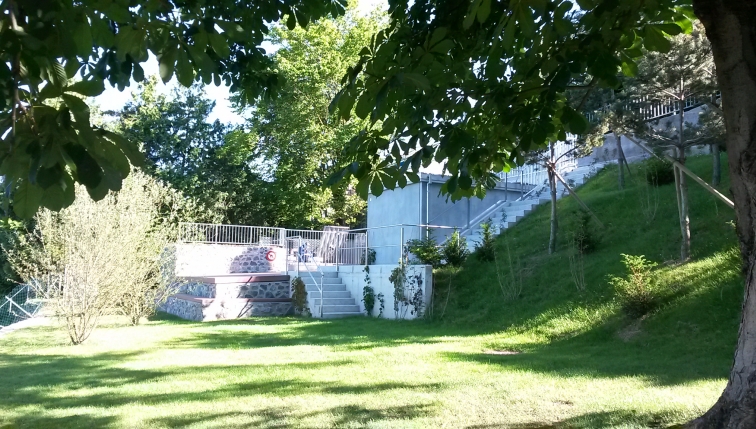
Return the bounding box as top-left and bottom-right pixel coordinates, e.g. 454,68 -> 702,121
245,7 -> 382,228
326,0 -> 756,425
633,21 -> 716,261
0,0 -> 346,218
116,77 -> 270,225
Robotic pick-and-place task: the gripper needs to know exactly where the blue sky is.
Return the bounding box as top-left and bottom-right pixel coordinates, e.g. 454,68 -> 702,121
94,0 -> 386,126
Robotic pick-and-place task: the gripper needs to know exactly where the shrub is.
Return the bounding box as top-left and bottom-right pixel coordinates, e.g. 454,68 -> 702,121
568,210 -> 599,254
5,172 -> 181,343
361,266 -> 384,317
643,157 -> 675,186
405,234 -> 442,267
442,230 -> 469,267
475,220 -> 496,262
290,277 -> 309,316
609,254 -> 660,318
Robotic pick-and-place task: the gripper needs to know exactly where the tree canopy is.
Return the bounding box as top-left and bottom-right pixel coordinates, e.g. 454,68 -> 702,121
328,0 -> 693,201
115,77 -> 271,226
1,0 -> 346,218
242,7 -> 383,228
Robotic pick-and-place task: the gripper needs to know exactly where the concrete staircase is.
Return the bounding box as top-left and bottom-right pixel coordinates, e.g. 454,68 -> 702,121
465,163 -> 606,248
300,271 -> 363,319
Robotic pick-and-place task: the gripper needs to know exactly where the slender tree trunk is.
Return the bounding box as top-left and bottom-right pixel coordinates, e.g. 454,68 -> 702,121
678,149 -> 691,262
712,142 -> 722,186
688,1 -> 756,427
616,133 -> 625,189
677,102 -> 691,262
548,144 -> 558,254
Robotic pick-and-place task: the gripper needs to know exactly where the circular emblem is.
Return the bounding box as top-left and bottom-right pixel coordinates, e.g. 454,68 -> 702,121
265,250 -> 277,262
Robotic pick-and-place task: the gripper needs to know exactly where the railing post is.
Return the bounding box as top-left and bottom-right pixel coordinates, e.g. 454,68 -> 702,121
521,170 -> 524,198
400,227 -> 405,264
319,272 -> 324,318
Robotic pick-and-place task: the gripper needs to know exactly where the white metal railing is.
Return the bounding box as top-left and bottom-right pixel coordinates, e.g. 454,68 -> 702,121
497,139 -> 578,187
287,236 -> 324,318
588,93 -> 719,123
179,223 -> 285,246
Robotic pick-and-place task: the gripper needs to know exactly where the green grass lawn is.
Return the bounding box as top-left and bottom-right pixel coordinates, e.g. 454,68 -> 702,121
0,155 -> 743,428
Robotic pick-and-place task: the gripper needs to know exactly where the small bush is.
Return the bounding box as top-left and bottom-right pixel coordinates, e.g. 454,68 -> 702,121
643,157 -> 675,186
291,277 -> 309,316
406,234 -> 442,267
442,230 -> 469,267
475,221 -> 496,262
609,254 -> 660,318
568,210 -> 599,254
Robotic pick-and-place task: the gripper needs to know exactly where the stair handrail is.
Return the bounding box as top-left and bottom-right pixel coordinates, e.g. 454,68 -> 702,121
289,236 -> 324,318
459,199 -> 508,237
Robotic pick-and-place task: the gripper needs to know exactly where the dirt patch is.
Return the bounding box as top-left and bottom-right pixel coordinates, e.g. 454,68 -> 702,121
617,317 -> 646,342
484,349 -> 521,355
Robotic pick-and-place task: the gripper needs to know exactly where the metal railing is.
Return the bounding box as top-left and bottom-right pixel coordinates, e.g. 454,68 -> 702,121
287,236 -> 324,318
497,139 -> 578,188
179,223 -> 285,246
351,223 -> 457,265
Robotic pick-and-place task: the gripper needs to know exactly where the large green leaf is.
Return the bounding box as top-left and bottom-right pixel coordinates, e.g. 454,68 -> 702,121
158,44 -> 178,83
66,79 -> 105,97
13,181 -> 43,219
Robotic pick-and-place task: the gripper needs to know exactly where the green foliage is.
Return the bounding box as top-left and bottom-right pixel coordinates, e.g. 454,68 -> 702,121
389,265 -> 424,319
643,157 -> 676,187
609,254 -> 661,319
568,210 -> 600,254
5,171 -> 183,342
241,8 -> 381,228
0,0 -> 346,218
327,0 -> 692,201
290,277 -> 309,317
475,221 -> 496,262
361,266 -> 384,318
406,234 -> 442,267
361,248 -> 377,266
442,230 -> 469,268
116,77 -> 267,225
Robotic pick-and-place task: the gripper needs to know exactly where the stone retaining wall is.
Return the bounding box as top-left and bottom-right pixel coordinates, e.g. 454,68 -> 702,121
161,295 -> 293,321
180,280 -> 289,299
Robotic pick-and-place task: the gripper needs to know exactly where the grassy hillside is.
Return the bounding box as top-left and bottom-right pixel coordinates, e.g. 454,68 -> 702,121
438,154 -> 742,386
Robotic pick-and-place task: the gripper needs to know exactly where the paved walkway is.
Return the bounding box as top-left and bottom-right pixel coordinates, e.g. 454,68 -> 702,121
0,316 -> 50,338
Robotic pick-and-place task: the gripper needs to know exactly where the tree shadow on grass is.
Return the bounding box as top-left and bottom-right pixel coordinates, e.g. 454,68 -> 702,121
448,264 -> 741,388
0,349 -> 442,428
167,315 -> 475,351
465,408 -> 682,428
141,403 -> 437,429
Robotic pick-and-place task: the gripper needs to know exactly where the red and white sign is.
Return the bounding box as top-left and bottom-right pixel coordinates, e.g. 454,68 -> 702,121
265,250 -> 277,262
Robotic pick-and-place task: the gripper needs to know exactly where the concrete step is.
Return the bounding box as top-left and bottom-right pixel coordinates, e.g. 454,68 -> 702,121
320,304 -> 360,313
320,312 -> 364,319
308,291 -> 351,299
313,298 -> 357,306
298,270 -> 339,278
301,277 -> 343,285
305,284 -> 347,292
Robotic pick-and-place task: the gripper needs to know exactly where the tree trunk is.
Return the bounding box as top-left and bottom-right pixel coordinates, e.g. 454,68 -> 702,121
677,101 -> 691,262
616,133 -> 625,189
712,142 -> 722,186
687,1 -> 756,427
548,144 -> 558,254
548,168 -> 557,254
678,149 -> 691,262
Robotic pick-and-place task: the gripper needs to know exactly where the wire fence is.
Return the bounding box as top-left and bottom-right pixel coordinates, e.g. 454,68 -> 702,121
0,285 -> 42,328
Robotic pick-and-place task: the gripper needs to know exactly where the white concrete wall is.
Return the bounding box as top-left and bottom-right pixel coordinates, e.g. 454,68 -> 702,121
337,264 -> 433,320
